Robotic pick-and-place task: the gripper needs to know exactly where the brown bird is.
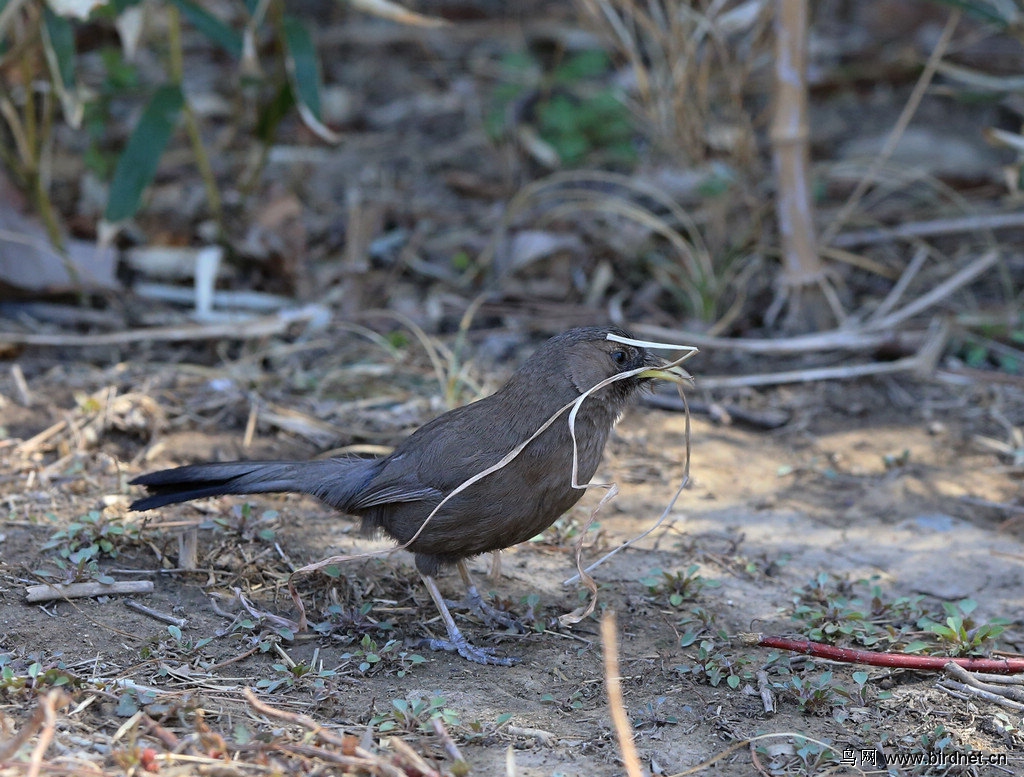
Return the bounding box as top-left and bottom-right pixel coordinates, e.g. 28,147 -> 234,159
130,326 -> 688,664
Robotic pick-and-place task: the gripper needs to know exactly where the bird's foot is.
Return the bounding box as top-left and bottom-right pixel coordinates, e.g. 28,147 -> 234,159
461,586 -> 524,632
418,635 -> 519,666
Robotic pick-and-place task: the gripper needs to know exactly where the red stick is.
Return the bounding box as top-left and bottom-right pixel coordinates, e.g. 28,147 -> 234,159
744,634 -> 1024,675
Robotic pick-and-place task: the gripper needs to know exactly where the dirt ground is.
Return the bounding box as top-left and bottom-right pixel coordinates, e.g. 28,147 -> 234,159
2,341 -> 1024,776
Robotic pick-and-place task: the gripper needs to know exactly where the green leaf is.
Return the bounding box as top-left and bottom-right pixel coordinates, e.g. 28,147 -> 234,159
281,15 -> 322,119
105,84 -> 184,222
42,8 -> 75,92
116,692 -> 139,716
554,50 -> 610,82
169,0 -> 242,57
168,625 -> 182,641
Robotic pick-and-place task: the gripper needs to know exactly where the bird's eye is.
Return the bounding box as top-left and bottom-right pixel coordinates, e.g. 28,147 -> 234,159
611,349 -> 628,366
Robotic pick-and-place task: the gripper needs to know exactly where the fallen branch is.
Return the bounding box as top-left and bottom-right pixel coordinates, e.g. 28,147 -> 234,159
25,580 -> 154,603
832,210 -> 1024,248
938,662 -> 1024,711
745,634 -> 1024,674
0,304 -> 329,347
124,599 -> 188,627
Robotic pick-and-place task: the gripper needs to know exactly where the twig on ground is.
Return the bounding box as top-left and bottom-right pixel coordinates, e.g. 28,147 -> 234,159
242,688 -> 410,777
389,737 -> 443,777
746,634 -> 1024,674
504,725 -> 556,745
0,692 -> 47,761
124,599 -> 187,627
863,250 -> 999,332
869,245 -> 929,323
633,322 -> 921,354
243,687 -> 350,749
10,363 -> 31,406
832,210 -> 1024,248
431,717 -> 466,765
25,580 -> 154,603
0,304 -> 329,347
756,670 -> 776,715
938,662 -> 1024,711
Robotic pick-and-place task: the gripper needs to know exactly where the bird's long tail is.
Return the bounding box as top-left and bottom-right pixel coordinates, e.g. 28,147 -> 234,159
129,458 -> 380,512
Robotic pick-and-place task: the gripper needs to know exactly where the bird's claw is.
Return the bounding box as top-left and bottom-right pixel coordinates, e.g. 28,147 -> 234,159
463,590 -> 524,632
418,636 -> 519,666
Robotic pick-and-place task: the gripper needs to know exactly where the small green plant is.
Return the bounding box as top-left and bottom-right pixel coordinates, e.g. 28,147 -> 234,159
677,606 -> 719,648
313,601 -> 383,639
43,510 -> 139,560
788,670 -> 841,715
0,655 -> 81,697
0,0 -> 336,242
631,696 -> 679,730
139,624 -> 214,662
540,687 -> 590,711
339,635 -> 426,678
639,565 -> 718,607
205,503 -> 279,542
790,574 -> 925,649
487,48 -> 636,166
920,600 -> 1008,657
370,695 -> 460,734
83,46 -> 142,178
753,736 -> 842,775
256,660 -> 336,694
836,670 -> 874,707
789,575 -> 1009,660
676,636 -> 752,689
114,686 -> 157,717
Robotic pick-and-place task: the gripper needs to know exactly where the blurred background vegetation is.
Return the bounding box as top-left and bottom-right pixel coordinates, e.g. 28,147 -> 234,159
1,0 -> 1023,371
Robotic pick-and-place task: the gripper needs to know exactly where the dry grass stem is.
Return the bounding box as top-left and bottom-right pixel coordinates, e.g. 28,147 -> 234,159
869,245 -> 929,322
27,690 -> 70,777
601,612 -> 643,777
864,249 -> 999,331
832,210 -> 1024,248
577,0 -> 764,164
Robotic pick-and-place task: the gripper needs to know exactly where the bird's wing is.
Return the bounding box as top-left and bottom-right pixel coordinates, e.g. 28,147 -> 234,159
347,398 -> 513,510
348,480 -> 444,509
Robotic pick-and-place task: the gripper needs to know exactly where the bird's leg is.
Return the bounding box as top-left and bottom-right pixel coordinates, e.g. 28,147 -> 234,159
419,574 -> 518,666
488,550 -> 502,580
456,560 -> 522,631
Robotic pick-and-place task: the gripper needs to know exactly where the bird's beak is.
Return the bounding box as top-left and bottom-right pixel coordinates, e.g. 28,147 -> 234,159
638,362 -> 694,386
